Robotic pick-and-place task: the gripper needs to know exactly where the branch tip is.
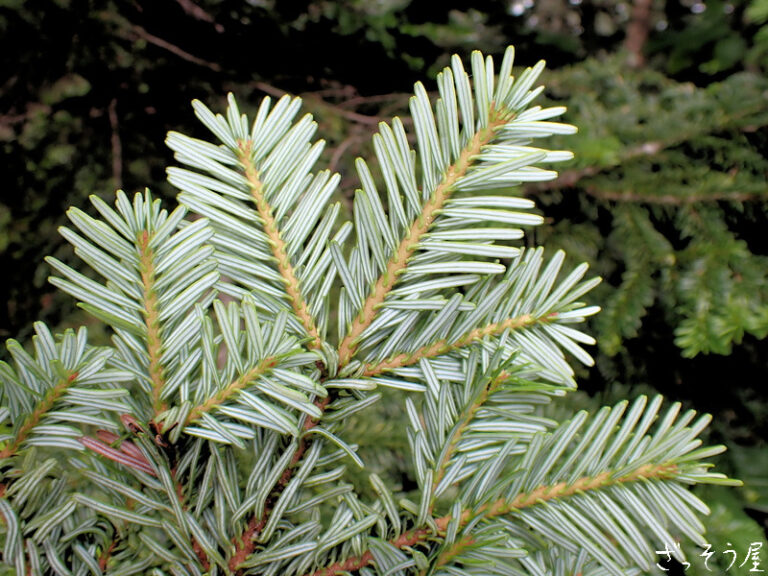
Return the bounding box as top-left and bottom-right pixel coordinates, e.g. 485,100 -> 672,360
237,139 -> 323,350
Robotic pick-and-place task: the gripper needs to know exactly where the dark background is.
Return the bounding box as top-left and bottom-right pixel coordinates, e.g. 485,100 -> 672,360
1,1 -> 766,571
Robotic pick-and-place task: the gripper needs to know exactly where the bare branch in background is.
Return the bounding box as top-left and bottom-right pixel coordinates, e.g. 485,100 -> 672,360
100,11 -> 222,72
328,135 -> 361,175
174,0 -> 224,33
253,81 -> 385,126
129,22 -> 222,71
583,187 -> 761,205
624,0 -> 653,68
527,140 -> 665,193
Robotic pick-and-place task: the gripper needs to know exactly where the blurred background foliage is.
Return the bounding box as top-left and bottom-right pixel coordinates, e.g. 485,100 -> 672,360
1,0 -> 766,572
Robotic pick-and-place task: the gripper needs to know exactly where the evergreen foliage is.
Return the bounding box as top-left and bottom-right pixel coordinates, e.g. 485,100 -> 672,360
534,56 -> 768,362
0,47 -> 740,575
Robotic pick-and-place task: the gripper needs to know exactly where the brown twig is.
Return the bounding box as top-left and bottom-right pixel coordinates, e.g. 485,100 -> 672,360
306,84 -> 359,100
624,0 -> 654,68
337,92 -> 412,110
229,396 -> 331,574
252,81 -> 285,99
314,103 -> 384,126
101,10 -> 222,72
98,537 -> 118,571
190,519 -> 211,570
328,134 -> 362,174
131,23 -> 221,71
581,187 -> 764,205
0,111 -> 31,125
252,82 -> 384,126
173,0 -> 224,32
79,436 -> 156,476
227,123 -> 363,569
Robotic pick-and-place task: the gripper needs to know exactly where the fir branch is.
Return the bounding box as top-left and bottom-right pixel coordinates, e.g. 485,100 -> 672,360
0,46 -> 741,576
0,370 -> 79,460
232,111 -> 530,572
138,230 -> 167,416
338,110 -> 513,367
237,139 -> 323,350
430,370 -> 509,499
183,356 -> 279,425
362,313 -> 545,377
304,462 -> 678,576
